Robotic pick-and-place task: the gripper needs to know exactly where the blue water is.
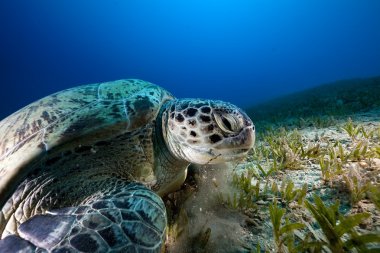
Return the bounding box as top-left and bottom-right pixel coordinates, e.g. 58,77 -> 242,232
1,0 -> 380,119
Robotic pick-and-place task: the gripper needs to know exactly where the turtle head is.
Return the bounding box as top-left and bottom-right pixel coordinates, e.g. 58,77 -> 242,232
161,99 -> 255,164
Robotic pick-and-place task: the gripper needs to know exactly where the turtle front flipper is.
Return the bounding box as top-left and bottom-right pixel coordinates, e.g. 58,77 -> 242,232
0,235 -> 39,252
0,183 -> 167,253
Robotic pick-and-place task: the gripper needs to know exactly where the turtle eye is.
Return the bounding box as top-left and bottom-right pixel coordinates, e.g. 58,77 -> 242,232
214,113 -> 239,134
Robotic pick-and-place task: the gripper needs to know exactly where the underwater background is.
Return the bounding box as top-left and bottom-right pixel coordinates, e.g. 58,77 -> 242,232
1,0 -> 380,119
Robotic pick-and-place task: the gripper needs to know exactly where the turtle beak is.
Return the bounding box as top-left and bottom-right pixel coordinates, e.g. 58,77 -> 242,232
215,126 -> 255,151
205,125 -> 255,164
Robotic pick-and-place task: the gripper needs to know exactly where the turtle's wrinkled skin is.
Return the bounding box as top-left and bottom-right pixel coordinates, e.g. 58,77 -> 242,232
0,79 -> 254,252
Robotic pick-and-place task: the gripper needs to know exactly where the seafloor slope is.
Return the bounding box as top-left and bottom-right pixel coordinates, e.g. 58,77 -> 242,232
165,77 -> 380,253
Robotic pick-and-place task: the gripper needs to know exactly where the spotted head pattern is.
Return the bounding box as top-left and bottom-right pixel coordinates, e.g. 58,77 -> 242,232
162,98 -> 255,164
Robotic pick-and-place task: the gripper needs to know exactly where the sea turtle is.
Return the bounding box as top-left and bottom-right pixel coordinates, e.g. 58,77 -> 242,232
0,79 -> 254,252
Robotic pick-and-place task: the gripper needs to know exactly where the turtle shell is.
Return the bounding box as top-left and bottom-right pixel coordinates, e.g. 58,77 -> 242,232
0,79 -> 173,207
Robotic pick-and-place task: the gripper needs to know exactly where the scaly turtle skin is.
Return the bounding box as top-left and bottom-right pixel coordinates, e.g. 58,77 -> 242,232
0,79 -> 255,252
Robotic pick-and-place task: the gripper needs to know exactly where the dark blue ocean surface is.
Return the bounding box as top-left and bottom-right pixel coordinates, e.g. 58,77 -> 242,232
1,0 -> 380,119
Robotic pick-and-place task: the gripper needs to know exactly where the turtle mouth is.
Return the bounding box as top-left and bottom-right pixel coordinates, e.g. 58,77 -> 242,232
237,148 -> 250,153
204,147 -> 251,164
225,148 -> 251,157
222,148 -> 250,155
214,126 -> 255,151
